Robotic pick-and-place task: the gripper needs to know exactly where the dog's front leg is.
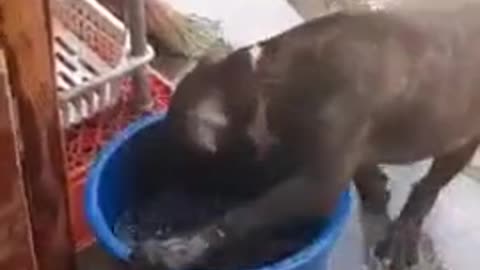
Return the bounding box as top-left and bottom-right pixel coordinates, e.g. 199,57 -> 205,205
221,167 -> 350,240
354,165 -> 391,215
131,146 -> 356,270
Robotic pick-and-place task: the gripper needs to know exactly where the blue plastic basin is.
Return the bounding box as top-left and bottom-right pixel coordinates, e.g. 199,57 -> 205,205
85,112 -> 353,270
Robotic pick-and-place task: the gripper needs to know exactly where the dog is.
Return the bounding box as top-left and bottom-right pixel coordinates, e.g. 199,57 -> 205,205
132,7 -> 480,270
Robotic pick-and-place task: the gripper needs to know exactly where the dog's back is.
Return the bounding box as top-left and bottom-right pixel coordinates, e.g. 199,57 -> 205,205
255,8 -> 480,164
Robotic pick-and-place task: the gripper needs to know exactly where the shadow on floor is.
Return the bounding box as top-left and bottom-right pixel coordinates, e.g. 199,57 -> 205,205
76,245 -> 130,270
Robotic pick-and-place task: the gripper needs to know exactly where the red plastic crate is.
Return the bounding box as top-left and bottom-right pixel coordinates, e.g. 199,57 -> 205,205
65,72 -> 171,251
69,175 -> 93,251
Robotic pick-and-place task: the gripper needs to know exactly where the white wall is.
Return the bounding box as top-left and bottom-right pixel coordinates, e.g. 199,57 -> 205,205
162,0 -> 305,49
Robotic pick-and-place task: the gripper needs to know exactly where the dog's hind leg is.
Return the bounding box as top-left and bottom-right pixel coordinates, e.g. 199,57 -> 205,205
375,138 -> 479,270
354,165 -> 392,267
354,165 -> 391,215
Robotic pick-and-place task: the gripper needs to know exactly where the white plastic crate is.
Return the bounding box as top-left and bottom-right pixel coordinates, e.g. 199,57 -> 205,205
51,0 -> 155,127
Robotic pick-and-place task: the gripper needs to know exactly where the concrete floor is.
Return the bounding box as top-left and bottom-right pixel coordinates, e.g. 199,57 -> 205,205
384,161 -> 480,270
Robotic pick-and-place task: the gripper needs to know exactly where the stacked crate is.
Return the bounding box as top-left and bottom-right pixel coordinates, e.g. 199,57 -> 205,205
51,0 -> 172,250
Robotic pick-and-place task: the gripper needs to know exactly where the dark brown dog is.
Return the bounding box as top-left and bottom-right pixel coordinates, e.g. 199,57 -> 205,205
132,7 -> 480,270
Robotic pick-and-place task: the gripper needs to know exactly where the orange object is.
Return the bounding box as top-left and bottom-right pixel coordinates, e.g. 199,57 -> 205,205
65,71 -> 171,251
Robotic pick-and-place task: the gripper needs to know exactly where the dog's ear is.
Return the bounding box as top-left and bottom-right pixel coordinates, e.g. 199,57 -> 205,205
198,45 -> 232,66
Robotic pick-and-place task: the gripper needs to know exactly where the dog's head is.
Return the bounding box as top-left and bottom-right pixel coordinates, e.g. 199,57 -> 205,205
167,46 -> 264,157
168,69 -> 229,155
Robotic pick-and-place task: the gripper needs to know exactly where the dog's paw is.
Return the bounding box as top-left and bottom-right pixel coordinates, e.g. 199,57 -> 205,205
374,221 -> 420,270
130,235 -> 210,270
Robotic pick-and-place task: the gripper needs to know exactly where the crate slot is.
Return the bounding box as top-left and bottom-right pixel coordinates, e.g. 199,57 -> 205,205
59,71 -> 77,88
55,52 -> 78,72
78,58 -> 100,76
55,36 -> 77,56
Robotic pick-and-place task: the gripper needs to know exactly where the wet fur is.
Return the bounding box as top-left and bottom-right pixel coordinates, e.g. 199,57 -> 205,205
134,7 -> 480,270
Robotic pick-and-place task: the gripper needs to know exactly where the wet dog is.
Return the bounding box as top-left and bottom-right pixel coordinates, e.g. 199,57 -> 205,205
132,7 -> 480,270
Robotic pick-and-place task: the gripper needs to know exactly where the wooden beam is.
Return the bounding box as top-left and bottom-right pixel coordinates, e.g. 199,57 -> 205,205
0,48 -> 38,270
0,1 -> 75,270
